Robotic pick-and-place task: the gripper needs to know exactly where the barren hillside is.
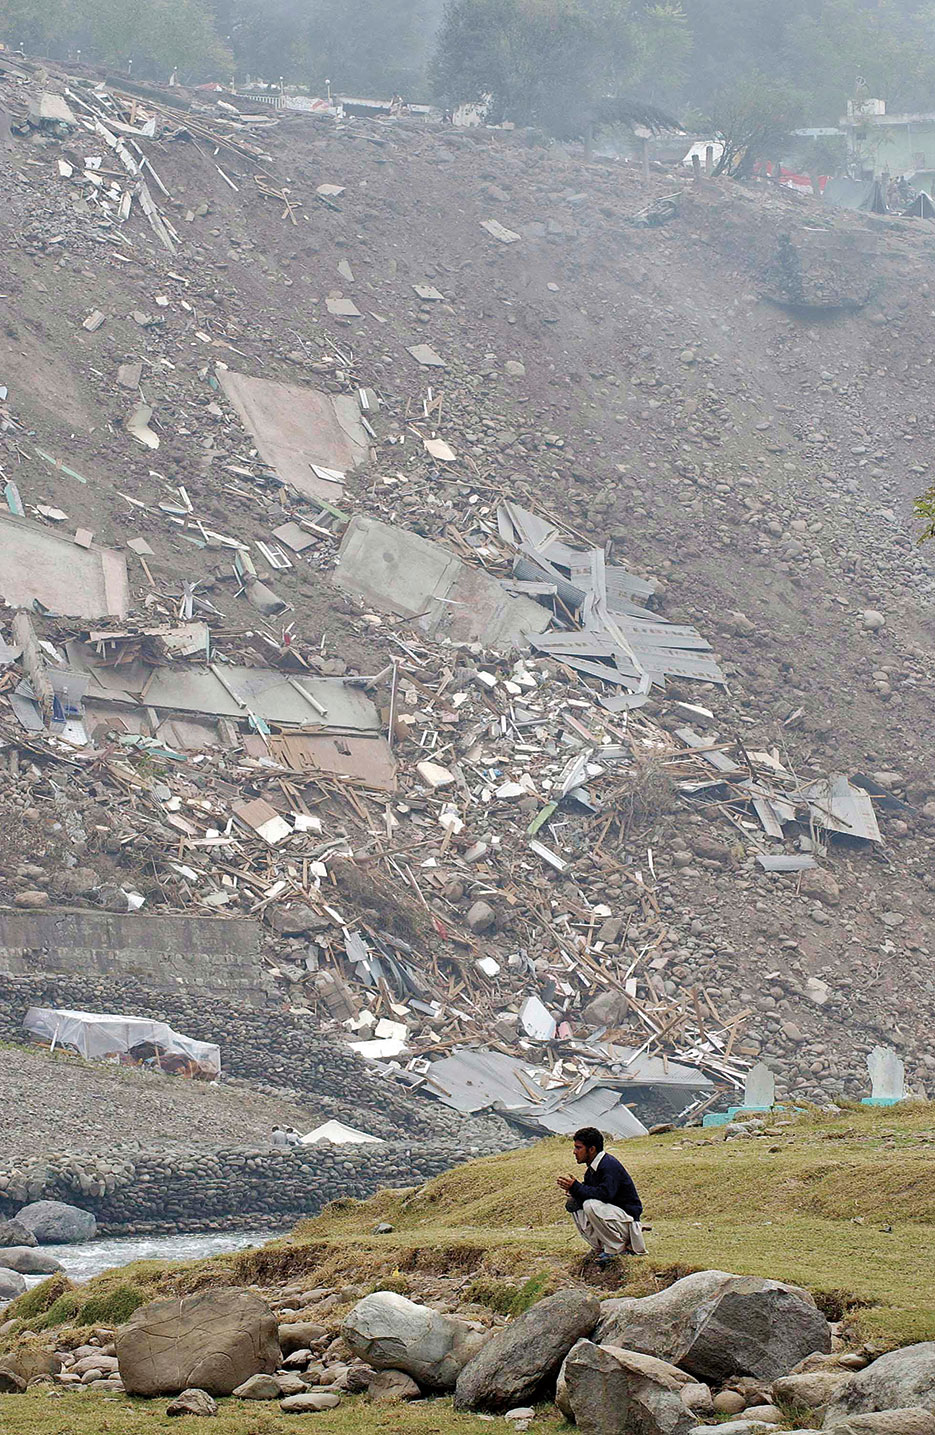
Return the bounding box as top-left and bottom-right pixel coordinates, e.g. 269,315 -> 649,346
1,59 -> 934,1122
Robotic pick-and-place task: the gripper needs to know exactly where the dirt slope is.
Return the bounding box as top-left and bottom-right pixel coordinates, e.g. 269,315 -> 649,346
2,79 -> 935,1109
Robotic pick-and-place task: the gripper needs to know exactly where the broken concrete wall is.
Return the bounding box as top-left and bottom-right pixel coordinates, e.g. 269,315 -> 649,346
0,910 -> 267,998
0,513 -> 129,618
333,514 -> 551,648
217,369 -> 369,501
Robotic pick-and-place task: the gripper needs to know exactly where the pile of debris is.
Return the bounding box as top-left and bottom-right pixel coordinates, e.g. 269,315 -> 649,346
0,53 -> 277,255
0,482 -> 886,1131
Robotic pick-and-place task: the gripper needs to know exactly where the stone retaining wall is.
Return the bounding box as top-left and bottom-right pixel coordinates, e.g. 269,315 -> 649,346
0,971 -> 443,1140
0,1141 -> 475,1235
0,909 -> 269,999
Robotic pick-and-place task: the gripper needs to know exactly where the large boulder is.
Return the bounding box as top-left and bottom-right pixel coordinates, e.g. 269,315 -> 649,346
342,1291 -> 487,1391
454,1289 -> 600,1411
597,1271 -> 830,1382
15,1200 -> 97,1245
116,1288 -> 280,1396
825,1412 -> 935,1435
0,1219 -> 37,1249
562,1340 -> 698,1435
0,1268 -> 26,1301
0,1247 -> 64,1275
824,1347 -> 935,1424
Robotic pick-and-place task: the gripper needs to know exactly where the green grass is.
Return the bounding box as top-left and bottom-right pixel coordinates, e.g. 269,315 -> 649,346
4,1102 -> 935,1408
0,1390 -> 566,1434
278,1102 -> 935,1345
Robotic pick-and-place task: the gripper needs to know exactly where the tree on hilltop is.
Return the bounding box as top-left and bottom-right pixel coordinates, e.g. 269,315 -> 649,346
431,0 -> 682,139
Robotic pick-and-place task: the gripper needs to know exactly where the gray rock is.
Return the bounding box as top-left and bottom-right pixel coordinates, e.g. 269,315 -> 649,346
690,1423 -> 790,1435
823,1346 -> 935,1423
681,1384 -> 714,1413
0,1368 -> 27,1393
279,1322 -> 328,1354
342,1291 -> 487,1391
581,990 -> 630,1027
596,1270 -> 829,1382
0,1268 -> 26,1301
465,900 -> 497,933
825,1412 -> 935,1435
454,1289 -> 600,1411
280,1391 -> 341,1411
0,1247 -> 63,1275
233,1373 -> 282,1400
166,1388 -> 218,1417
368,1368 -> 421,1401
275,1373 -> 309,1396
116,1287 -> 280,1396
15,1200 -> 97,1245
773,1370 -> 852,1407
0,1219 -> 37,1249
562,1340 -> 697,1435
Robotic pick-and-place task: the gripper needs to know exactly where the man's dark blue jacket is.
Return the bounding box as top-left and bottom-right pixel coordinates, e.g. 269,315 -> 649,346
569,1152 -> 642,1219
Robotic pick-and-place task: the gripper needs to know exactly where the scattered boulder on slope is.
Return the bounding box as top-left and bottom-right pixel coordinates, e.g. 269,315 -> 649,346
0,1219 -> 37,1249
772,1369 -> 853,1407
0,1268 -> 26,1301
166,1388 -> 218,1417
563,1339 -> 699,1435
342,1291 -> 488,1391
0,1247 -> 63,1275
116,1288 -> 280,1396
823,1347 -> 935,1424
596,1270 -> 830,1381
454,1289 -> 600,1411
14,1200 -> 96,1245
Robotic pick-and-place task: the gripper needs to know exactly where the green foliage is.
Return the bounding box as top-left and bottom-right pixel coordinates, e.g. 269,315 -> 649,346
915,484 -> 935,543
709,72 -> 805,176
0,0 -> 231,80
9,1280 -> 145,1333
465,1276 -> 521,1313
76,1282 -> 146,1326
4,1275 -> 76,1325
465,1268 -> 554,1314
366,1272 -> 411,1295
510,1269 -> 554,1313
431,0 -> 680,138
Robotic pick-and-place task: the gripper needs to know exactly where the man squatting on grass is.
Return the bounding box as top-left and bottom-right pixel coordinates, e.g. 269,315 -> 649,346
557,1126 -> 646,1264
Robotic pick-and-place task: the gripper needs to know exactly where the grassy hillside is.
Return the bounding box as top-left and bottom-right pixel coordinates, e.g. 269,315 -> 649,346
6,1103 -> 934,1358
281,1103 -> 935,1345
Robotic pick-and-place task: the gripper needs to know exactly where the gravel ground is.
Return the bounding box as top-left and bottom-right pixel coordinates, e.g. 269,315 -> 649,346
0,1044 -> 332,1160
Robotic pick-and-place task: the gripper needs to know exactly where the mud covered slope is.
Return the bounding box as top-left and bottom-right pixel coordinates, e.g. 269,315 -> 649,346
1,69 -> 934,1109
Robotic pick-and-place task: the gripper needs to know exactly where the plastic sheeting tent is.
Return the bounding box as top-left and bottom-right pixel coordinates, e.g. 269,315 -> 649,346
823,177 -> 886,213
24,1007 -> 220,1079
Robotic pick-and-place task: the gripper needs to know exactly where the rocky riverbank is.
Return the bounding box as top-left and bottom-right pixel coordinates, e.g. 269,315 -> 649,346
3,1262 -> 933,1435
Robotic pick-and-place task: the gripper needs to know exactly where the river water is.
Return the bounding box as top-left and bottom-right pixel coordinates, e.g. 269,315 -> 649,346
24,1229 -> 279,1286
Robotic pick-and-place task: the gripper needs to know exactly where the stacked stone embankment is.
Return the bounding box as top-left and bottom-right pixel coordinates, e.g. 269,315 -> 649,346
0,1141 -> 479,1235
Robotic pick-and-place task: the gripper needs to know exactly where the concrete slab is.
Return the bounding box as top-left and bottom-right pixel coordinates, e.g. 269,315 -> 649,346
0,513 -> 128,618
333,516 -> 550,649
217,369 -> 369,501
0,909 -> 267,997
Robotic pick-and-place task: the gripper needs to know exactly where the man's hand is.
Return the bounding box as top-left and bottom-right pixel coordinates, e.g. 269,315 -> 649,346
556,1175 -> 575,1192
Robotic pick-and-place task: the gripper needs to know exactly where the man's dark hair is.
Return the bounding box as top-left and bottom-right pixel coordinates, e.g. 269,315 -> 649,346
574,1127 -> 604,1152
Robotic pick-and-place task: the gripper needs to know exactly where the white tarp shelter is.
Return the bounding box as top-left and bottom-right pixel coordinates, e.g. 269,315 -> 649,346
300,1120 -> 382,1145
24,1007 -> 220,1077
